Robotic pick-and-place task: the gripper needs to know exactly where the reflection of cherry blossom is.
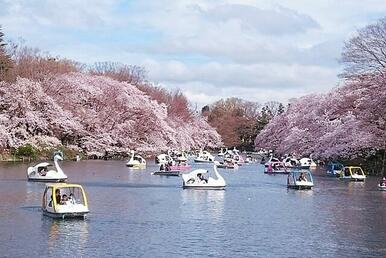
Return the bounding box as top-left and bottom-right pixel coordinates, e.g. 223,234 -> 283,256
0,73 -> 221,154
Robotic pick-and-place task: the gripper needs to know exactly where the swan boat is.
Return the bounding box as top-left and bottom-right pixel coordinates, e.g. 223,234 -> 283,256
182,162 -> 226,189
378,184 -> 386,191
217,148 -> 227,156
244,155 -> 255,164
168,149 -> 188,163
299,157 -> 317,169
282,157 -> 299,168
287,170 -> 314,190
217,160 -> 239,169
27,153 -> 67,182
126,151 -> 146,169
194,150 -> 215,163
42,183 -> 89,219
264,161 -> 289,174
339,166 -> 366,181
155,153 -> 173,164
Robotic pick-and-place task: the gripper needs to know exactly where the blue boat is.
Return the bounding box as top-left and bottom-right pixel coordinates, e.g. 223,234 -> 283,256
326,162 -> 344,177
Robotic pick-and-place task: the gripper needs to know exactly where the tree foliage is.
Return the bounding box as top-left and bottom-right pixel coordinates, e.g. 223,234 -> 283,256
257,17 -> 386,175
205,98 -> 283,150
0,73 -> 221,156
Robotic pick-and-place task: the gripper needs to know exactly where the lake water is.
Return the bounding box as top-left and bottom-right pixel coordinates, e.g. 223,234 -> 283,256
0,159 -> 385,257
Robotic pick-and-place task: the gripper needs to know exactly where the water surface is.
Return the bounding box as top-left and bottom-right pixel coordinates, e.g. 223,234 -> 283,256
0,160 -> 385,257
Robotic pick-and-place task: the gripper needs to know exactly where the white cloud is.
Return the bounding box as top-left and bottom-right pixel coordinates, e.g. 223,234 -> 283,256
0,0 -> 385,107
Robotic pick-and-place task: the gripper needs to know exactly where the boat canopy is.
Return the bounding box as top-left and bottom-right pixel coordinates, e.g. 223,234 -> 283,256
289,170 -> 313,183
344,166 -> 365,177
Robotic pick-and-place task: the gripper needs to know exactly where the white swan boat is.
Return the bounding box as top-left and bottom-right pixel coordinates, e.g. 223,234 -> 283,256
217,160 -> 239,169
126,151 -> 146,169
182,162 -> 226,189
217,148 -> 227,156
168,149 -> 188,163
244,155 -> 255,164
282,157 -> 299,168
287,170 -> 314,190
299,157 -> 317,169
155,153 -> 173,165
42,183 -> 89,219
378,184 -> 386,191
194,150 -> 215,163
264,161 -> 288,174
27,153 -> 67,182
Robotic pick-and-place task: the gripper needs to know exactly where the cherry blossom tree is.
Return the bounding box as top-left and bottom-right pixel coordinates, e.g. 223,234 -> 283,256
0,72 -> 221,157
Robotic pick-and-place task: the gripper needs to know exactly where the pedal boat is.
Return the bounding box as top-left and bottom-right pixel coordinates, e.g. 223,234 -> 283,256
126,150 -> 146,169
287,170 -> 314,190
27,153 -> 67,182
339,166 -> 366,181
42,183 -> 89,219
182,162 -> 226,190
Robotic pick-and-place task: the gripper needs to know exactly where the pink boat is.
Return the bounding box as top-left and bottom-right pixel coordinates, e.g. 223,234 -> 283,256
169,164 -> 191,171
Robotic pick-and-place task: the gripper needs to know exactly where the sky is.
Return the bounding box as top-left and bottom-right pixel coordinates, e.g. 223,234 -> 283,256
0,0 -> 385,107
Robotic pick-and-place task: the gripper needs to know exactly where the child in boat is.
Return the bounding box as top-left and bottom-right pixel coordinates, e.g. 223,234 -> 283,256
61,194 -> 68,204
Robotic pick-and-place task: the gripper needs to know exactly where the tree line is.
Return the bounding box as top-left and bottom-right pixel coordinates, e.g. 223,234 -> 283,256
202,98 -> 284,151
0,26 -> 221,159
255,18 -> 386,175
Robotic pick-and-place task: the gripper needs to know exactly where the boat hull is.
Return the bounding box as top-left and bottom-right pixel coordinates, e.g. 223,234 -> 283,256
339,177 -> 366,181
152,171 -> 180,176
326,171 -> 341,177
43,210 -> 88,219
378,185 -> 386,191
287,185 -> 313,190
126,164 -> 146,169
182,185 -> 225,190
264,171 -> 289,174
194,159 -> 213,163
28,177 -> 67,182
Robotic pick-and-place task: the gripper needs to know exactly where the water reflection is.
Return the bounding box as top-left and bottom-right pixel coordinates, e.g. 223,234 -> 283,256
25,181 -> 44,203
42,218 -> 89,256
347,181 -> 366,191
181,190 -> 225,221
286,188 -> 314,198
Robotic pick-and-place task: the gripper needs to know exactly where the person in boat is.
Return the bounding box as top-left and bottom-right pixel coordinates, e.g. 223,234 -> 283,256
61,194 -> 68,204
380,177 -> 386,186
55,189 -> 61,204
160,163 -> 165,171
267,163 -> 273,173
38,166 -> 47,176
298,172 -> 307,182
197,173 -> 208,183
165,161 -> 172,171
